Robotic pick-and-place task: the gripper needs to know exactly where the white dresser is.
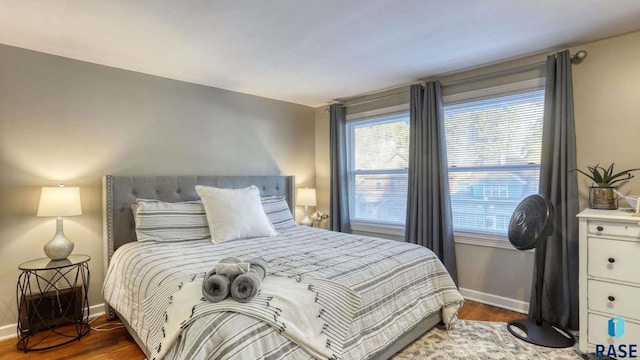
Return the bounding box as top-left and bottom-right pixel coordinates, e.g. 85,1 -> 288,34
578,208 -> 640,354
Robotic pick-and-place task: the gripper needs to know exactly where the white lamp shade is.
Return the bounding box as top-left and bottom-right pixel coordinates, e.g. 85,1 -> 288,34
296,188 -> 317,207
37,186 -> 82,217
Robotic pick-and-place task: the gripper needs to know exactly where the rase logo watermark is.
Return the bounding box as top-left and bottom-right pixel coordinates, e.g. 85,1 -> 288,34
610,316 -> 625,339
596,316 -> 638,358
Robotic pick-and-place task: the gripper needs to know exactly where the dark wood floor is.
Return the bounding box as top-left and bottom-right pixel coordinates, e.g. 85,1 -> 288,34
458,300 -> 527,323
0,300 -> 526,360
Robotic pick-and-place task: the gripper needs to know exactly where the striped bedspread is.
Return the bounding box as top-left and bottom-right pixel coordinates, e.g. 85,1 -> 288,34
103,226 -> 464,360
144,275 -> 361,360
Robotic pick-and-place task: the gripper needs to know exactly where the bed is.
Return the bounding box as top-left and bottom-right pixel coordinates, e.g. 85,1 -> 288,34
101,175 -> 463,360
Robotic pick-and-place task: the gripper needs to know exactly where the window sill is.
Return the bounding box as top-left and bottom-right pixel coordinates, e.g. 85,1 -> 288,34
350,222 -> 532,252
350,221 -> 405,237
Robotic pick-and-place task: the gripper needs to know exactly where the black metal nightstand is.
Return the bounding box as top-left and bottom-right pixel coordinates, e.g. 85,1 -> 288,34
16,254 -> 90,352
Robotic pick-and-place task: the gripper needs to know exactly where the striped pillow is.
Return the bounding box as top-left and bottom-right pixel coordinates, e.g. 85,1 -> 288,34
261,196 -> 296,231
134,199 -> 211,242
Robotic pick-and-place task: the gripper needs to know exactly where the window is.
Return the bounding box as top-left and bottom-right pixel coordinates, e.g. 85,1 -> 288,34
444,87 -> 545,236
343,79 -> 545,242
347,113 -> 409,225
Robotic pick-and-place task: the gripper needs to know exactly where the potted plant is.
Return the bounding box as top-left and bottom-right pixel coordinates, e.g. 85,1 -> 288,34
574,163 -> 640,209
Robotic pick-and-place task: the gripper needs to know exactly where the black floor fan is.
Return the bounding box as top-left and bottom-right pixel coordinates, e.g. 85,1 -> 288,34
506,194 -> 575,348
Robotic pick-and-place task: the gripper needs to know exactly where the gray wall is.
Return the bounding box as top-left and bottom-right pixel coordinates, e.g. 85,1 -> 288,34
0,44 -> 315,331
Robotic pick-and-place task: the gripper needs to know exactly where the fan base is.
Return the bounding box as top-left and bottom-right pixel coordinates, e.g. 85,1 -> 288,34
507,319 -> 575,348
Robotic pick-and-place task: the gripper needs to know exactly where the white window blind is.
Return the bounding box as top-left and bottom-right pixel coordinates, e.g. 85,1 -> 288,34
347,113 -> 409,225
444,89 -> 545,236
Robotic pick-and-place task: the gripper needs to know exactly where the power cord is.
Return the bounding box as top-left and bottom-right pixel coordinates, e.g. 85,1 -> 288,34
88,314 -> 126,332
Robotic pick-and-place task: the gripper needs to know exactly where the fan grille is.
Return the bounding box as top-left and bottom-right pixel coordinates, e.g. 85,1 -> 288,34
508,194 -> 554,250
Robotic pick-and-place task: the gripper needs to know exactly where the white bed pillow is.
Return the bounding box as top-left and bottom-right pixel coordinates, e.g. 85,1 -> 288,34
134,199 -> 211,242
261,196 -> 296,231
195,185 -> 277,243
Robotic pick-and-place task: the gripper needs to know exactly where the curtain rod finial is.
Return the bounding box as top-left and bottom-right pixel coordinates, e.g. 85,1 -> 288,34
571,50 -> 587,64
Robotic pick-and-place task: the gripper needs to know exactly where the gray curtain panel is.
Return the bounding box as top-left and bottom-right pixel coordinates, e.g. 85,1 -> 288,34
329,104 -> 352,233
405,82 -> 458,284
532,50 -> 580,329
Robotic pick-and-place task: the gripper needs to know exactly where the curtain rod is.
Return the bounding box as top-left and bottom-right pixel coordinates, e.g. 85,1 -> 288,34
325,50 -> 587,111
440,50 -> 586,88
339,91 -> 409,108
440,61 -> 545,87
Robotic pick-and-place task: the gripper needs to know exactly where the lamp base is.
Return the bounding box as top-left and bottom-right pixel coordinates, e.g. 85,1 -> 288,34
300,206 -> 313,226
300,215 -> 312,226
44,217 -> 74,260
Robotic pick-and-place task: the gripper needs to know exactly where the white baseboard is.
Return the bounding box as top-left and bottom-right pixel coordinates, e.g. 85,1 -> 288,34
0,324 -> 15,343
86,303 -> 106,320
459,288 -> 529,314
0,303 -> 105,342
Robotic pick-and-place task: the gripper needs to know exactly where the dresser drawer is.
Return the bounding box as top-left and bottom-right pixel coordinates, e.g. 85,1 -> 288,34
588,280 -> 640,320
588,237 -> 640,284
589,221 -> 640,239
588,313 -> 640,348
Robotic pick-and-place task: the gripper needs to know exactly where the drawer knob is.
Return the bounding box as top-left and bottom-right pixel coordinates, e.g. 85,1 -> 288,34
608,258 -> 615,263
597,226 -> 604,231
608,296 -> 616,302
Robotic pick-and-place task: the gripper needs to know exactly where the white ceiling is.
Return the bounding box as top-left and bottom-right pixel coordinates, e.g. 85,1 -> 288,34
2,1 -> 640,107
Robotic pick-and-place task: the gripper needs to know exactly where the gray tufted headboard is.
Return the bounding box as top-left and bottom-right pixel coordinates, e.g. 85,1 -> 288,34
102,175 -> 295,268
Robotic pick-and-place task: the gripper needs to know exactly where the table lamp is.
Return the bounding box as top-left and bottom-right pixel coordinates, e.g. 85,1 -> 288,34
37,185 -> 82,260
296,187 -> 316,226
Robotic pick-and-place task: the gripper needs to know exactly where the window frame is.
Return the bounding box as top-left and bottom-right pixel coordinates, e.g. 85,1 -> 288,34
346,111 -> 410,231
443,78 -> 546,247
341,79 -> 545,249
